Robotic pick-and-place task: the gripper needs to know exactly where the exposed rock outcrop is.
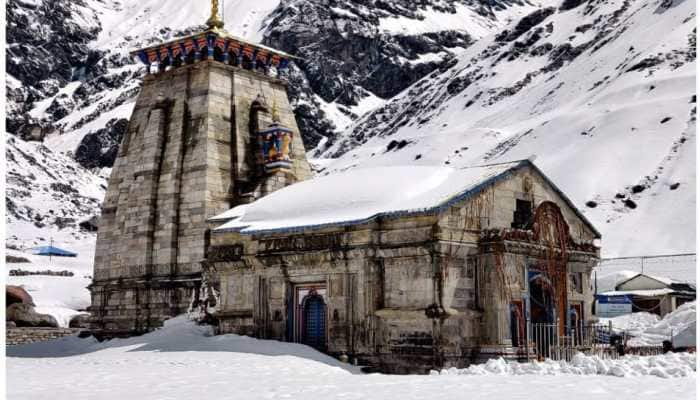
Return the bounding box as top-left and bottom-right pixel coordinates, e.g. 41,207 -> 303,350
6,285 -> 35,307
6,303 -> 59,328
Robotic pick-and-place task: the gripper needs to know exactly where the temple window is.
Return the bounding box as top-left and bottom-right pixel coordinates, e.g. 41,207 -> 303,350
257,118 -> 294,174
569,272 -> 583,294
512,199 -> 533,229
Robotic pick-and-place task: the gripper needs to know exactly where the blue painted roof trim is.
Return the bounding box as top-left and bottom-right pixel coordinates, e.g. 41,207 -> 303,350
216,159 -> 601,238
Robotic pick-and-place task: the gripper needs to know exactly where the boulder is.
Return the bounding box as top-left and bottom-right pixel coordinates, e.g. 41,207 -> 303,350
6,303 -> 58,328
79,215 -> 99,232
6,285 -> 35,306
74,118 -> 128,169
6,255 -> 31,263
69,313 -> 91,329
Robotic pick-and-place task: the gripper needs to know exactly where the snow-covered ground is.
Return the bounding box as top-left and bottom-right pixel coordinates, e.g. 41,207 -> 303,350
5,133 -> 102,326
7,273 -> 91,327
435,352 -> 696,378
7,316 -> 696,400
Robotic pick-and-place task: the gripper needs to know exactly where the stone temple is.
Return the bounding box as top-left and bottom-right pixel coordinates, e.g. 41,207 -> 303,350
90,2 -> 601,373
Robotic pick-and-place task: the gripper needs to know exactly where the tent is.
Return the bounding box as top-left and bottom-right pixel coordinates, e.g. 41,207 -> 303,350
31,246 -> 78,257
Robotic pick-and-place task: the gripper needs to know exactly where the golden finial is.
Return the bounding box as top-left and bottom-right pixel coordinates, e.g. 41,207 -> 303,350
206,0 -> 225,30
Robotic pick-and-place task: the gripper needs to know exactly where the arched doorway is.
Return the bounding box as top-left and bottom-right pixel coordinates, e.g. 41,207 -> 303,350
528,271 -> 558,358
509,301 -> 525,347
302,293 -> 326,350
529,272 -> 555,324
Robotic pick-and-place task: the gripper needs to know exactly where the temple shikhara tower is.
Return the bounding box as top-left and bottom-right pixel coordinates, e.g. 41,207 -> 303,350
89,1 -> 312,334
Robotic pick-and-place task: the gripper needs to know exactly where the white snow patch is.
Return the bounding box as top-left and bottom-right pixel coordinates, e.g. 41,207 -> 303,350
6,248 -> 93,327
598,312 -> 661,337
628,301 -> 697,346
377,3 -> 543,39
435,352 -> 696,379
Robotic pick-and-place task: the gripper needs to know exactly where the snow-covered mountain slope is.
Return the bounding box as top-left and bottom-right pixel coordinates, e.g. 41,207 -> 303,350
317,0 -> 696,257
5,135 -> 107,250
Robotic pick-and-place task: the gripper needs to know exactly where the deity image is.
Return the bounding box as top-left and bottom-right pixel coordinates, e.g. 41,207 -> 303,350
259,126 -> 293,167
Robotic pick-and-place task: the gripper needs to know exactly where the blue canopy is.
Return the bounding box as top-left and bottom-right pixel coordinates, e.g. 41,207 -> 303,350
31,246 -> 78,257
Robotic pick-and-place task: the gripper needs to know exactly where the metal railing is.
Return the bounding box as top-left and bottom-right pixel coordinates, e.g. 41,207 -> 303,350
526,321 -> 663,361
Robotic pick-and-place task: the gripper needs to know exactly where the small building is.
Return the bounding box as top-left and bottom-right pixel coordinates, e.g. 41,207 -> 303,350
597,273 -> 696,317
206,160 -> 600,373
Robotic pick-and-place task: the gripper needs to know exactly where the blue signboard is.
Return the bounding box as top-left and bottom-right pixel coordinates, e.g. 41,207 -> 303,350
595,295 -> 632,317
596,295 -> 632,304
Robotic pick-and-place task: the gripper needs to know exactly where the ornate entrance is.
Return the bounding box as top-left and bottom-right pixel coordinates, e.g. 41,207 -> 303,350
302,293 -> 326,350
529,272 -> 555,324
288,285 -> 327,351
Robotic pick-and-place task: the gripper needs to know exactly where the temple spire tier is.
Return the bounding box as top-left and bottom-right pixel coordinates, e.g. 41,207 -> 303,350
130,4 -> 295,80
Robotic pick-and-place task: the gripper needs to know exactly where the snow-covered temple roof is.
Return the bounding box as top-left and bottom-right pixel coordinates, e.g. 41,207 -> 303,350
615,273 -> 696,290
211,159 -> 601,236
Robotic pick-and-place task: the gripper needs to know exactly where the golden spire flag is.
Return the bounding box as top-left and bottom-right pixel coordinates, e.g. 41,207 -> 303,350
206,0 -> 224,29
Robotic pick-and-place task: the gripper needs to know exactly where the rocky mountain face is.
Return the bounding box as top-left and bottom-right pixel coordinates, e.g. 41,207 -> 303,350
264,0 -> 500,146
264,0 -> 543,147
6,0 -> 101,135
6,0 -> 535,159
5,135 -> 107,249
